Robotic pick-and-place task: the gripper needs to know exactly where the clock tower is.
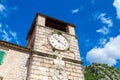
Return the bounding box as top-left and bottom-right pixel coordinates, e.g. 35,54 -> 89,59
26,13 -> 84,80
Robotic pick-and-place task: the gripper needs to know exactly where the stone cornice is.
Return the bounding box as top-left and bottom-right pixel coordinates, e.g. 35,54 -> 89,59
0,40 -> 31,53
32,51 -> 83,64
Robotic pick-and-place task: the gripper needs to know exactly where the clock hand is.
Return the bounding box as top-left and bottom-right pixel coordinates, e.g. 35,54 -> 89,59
58,38 -> 67,47
59,41 -> 67,47
53,36 -> 59,43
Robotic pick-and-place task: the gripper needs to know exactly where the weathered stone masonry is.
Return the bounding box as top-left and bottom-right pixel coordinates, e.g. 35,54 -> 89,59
0,40 -> 30,80
0,13 -> 84,80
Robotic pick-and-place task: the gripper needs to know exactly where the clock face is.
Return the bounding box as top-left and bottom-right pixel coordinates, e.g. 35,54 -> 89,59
49,34 -> 69,51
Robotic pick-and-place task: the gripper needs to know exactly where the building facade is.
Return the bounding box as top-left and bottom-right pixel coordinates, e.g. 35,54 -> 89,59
0,13 -> 84,80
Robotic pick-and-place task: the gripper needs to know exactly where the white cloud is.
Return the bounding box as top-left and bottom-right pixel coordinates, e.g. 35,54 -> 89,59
0,24 -> 21,44
5,24 -> 8,28
98,13 -> 113,27
2,29 -> 12,41
0,2 -> 20,44
96,26 -> 110,34
0,3 -> 18,18
86,35 -> 120,66
0,4 -> 5,12
9,30 -> 20,44
0,3 -> 8,17
99,38 -> 107,46
9,31 -> 17,39
96,13 -> 113,35
72,8 -> 79,14
113,0 -> 120,19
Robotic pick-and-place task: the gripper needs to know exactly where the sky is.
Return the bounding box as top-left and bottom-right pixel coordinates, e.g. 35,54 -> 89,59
0,0 -> 120,68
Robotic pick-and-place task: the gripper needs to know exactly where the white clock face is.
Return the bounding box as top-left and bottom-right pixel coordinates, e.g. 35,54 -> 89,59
49,34 -> 69,50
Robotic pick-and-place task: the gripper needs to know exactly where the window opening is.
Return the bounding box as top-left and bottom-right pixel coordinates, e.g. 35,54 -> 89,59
45,18 -> 68,32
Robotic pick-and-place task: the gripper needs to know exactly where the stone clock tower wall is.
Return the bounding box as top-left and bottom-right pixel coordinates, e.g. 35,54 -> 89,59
0,41 -> 30,80
26,13 -> 84,80
27,14 -> 81,61
0,13 -> 84,80
33,26 -> 80,61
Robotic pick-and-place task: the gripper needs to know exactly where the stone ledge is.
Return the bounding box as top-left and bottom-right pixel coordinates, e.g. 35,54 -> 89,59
0,40 -> 31,53
32,51 -> 83,64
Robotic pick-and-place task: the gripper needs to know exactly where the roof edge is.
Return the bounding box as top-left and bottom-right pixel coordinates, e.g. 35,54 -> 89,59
36,13 -> 76,27
26,12 -> 76,40
0,40 -> 31,53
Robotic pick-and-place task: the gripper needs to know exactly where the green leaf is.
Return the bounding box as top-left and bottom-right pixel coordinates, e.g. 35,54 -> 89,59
57,31 -> 62,35
74,35 -> 78,39
54,30 -> 62,35
52,47 -> 56,52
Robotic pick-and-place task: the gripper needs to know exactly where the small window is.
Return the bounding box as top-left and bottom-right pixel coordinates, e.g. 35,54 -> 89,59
0,51 -> 5,65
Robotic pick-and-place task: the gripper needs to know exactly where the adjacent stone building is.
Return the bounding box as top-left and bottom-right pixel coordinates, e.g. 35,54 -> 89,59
0,13 -> 84,80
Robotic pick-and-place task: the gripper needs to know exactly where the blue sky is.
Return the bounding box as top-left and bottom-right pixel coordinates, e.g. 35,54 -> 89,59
0,0 -> 120,68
